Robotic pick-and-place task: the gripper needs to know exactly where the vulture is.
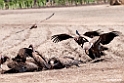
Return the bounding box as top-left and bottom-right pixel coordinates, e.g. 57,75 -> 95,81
2,44 -> 50,74
2,60 -> 39,74
51,30 -> 120,59
51,29 -> 102,47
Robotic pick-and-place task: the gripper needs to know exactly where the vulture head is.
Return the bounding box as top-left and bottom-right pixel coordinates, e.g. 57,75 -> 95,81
74,30 -> 89,46
48,57 -> 65,69
0,55 -> 9,69
28,44 -> 35,52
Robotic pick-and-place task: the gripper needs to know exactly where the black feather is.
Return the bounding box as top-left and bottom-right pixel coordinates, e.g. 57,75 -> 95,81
51,34 -> 73,43
98,31 -> 120,45
83,29 -> 102,38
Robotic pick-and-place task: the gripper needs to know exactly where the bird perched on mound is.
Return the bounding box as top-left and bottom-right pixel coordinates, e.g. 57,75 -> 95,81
51,29 -> 120,60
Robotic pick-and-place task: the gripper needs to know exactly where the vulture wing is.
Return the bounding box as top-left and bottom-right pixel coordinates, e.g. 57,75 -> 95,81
97,31 -> 120,45
51,34 -> 73,43
83,29 -> 102,38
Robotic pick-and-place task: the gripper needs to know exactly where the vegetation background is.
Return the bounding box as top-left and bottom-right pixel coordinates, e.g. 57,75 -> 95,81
0,0 -> 108,9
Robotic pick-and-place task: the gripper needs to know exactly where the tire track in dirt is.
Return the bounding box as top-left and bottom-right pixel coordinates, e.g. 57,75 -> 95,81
35,27 -> 52,49
2,33 -> 14,41
12,29 -> 31,47
0,32 -> 14,53
1,27 -> 29,41
1,27 -> 29,42
2,28 -> 31,54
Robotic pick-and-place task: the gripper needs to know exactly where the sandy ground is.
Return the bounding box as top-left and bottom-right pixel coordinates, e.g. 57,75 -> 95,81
0,4 -> 124,83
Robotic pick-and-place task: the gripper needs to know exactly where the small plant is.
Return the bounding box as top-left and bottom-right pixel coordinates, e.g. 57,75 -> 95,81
0,0 -> 4,9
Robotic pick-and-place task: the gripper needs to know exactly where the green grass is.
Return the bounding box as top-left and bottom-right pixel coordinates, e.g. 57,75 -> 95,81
0,0 -> 106,9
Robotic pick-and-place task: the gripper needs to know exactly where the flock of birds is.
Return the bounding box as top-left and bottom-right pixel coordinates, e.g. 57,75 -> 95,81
0,29 -> 120,74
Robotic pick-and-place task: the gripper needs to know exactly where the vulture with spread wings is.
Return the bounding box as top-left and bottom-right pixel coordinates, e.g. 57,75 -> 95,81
51,30 -> 120,60
51,29 -> 102,46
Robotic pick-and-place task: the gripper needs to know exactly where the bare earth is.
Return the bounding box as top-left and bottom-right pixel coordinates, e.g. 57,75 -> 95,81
0,4 -> 124,83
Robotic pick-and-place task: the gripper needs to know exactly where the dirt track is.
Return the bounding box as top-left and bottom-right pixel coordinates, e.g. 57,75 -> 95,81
0,4 -> 124,83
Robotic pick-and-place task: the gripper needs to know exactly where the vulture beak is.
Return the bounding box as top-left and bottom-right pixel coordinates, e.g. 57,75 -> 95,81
50,60 -> 54,69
